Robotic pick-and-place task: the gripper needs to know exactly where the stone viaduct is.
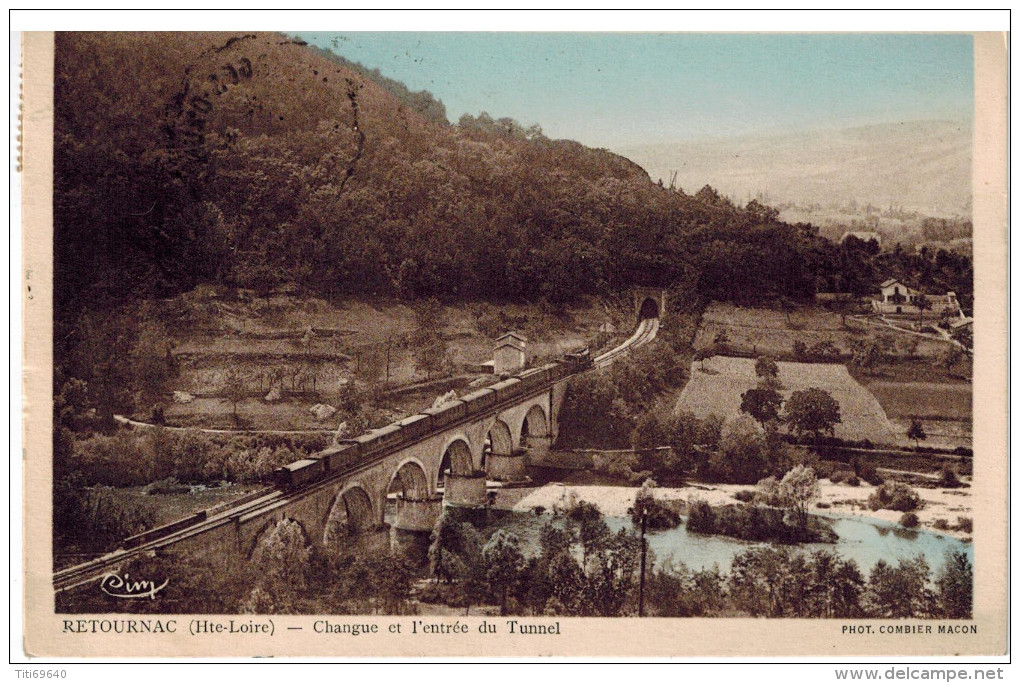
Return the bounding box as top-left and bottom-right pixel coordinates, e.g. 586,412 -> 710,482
54,292 -> 664,591
146,376 -> 570,567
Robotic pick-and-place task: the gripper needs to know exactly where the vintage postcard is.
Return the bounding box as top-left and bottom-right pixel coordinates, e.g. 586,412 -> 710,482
19,25 -> 1008,659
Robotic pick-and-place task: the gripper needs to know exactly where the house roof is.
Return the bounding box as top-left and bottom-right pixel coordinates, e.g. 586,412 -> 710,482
950,317 -> 974,329
496,331 -> 527,344
495,332 -> 526,351
880,278 -> 901,288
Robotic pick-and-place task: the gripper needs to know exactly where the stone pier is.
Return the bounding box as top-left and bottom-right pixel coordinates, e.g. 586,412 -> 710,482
391,494 -> 443,563
485,447 -> 530,483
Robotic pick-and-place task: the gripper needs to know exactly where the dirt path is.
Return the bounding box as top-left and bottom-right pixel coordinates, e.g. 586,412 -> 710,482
113,414 -> 333,435
866,380 -> 971,392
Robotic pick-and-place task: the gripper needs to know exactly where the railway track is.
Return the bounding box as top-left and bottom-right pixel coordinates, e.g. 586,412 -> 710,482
54,317 -> 659,593
53,488 -> 285,592
594,317 -> 659,368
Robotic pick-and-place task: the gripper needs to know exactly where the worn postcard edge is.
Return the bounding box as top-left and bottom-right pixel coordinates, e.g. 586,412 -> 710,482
19,30 -> 1009,658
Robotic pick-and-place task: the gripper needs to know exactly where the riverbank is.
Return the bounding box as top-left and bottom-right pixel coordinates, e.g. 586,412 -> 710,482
503,480 -> 972,541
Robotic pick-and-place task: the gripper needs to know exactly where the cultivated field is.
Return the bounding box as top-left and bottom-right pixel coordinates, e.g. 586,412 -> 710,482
692,303 -> 972,449
694,302 -> 953,360
866,381 -> 972,421
150,290 -> 625,430
866,381 -> 972,450
675,356 -> 901,445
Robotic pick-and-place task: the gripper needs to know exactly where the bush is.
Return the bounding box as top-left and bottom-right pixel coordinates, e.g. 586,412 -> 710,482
66,428 -> 321,488
816,502 -> 831,509
732,490 -> 755,503
868,482 -> 922,512
686,500 -> 715,534
829,470 -> 860,486
564,499 -> 602,524
53,480 -> 157,554
854,462 -> 884,486
415,581 -> 462,605
145,477 -> 191,495
955,517 -> 973,534
150,403 -> 166,425
631,496 -> 684,530
899,512 -> 920,528
686,501 -> 834,544
809,460 -> 836,480
937,466 -> 963,488
933,518 -> 951,531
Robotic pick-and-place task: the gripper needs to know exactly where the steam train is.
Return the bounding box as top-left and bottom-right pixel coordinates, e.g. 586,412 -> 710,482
271,348 -> 591,490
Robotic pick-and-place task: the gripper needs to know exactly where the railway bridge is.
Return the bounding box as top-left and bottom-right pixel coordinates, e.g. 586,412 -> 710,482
55,304 -> 662,592
225,374 -> 568,563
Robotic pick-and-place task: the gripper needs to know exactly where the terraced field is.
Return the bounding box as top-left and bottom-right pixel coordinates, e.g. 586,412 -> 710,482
675,356 -> 900,445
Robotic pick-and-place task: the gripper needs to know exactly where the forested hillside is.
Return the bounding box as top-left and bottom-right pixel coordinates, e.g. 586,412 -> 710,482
54,31 -> 977,395
54,32 -> 845,322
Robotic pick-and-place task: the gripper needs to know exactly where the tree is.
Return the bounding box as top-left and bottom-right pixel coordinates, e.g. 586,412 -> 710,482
739,386 -> 784,428
792,340 -> 808,361
864,556 -> 934,618
711,415 -> 771,484
221,366 -> 247,420
754,355 -> 779,380
693,347 -> 714,370
913,293 -> 931,326
849,339 -> 883,375
409,297 -> 449,381
630,410 -> 672,452
427,512 -> 487,613
756,465 -> 819,529
784,388 -> 841,441
131,319 -> 178,410
936,550 -> 973,619
938,344 -> 966,377
832,298 -> 854,327
728,546 -> 804,617
951,325 -> 973,352
248,519 -> 312,611
482,530 -> 526,615
907,419 -> 927,448
354,345 -> 387,400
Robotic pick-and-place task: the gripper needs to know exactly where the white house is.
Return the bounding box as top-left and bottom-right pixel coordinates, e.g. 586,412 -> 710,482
873,278 -> 962,317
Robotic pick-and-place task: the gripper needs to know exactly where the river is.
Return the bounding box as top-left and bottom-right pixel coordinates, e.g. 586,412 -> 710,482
473,509 -> 971,574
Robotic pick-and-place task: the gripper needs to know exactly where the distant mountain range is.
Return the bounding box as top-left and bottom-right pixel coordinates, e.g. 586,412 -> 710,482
616,120 -> 972,217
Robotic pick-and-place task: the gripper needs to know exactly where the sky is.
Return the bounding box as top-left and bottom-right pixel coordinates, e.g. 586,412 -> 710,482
296,32 -> 974,150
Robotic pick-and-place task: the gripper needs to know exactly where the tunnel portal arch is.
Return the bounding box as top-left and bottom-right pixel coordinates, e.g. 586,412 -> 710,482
639,297 -> 659,320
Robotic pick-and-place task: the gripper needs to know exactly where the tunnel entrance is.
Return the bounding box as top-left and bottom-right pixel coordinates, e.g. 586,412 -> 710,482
638,297 -> 659,320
